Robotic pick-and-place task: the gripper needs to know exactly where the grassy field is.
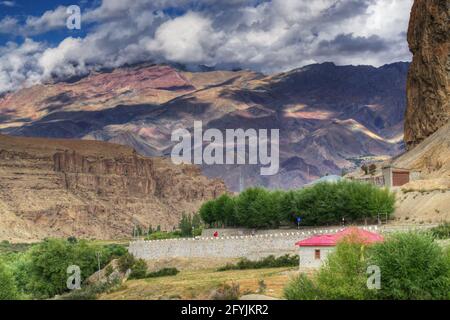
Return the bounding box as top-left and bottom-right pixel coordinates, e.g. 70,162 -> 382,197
100,266 -> 300,300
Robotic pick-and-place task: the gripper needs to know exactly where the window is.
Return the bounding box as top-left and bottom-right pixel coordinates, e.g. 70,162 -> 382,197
315,249 -> 321,260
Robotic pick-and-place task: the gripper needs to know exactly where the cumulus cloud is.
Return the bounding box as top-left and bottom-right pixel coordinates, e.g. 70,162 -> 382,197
0,39 -> 46,93
0,0 -> 414,93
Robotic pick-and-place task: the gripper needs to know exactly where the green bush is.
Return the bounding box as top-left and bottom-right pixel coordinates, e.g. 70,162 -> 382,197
61,278 -> 121,300
128,259 -> 148,280
218,255 -> 298,271
0,240 -> 126,299
117,253 -> 136,273
431,223 -> 450,240
0,262 -> 19,300
314,238 -> 373,300
284,273 -> 321,300
285,232 -> 450,300
146,267 -> 179,278
284,236 -> 374,300
145,231 -> 182,240
369,232 -> 450,300
24,239 -> 102,299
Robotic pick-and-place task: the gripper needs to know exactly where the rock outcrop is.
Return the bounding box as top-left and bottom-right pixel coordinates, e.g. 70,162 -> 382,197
405,0 -> 449,149
0,135 -> 226,242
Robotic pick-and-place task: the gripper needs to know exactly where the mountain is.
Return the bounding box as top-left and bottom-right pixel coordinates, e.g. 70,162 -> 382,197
0,134 -> 226,242
0,62 -> 409,190
381,0 -> 449,224
405,0 -> 449,149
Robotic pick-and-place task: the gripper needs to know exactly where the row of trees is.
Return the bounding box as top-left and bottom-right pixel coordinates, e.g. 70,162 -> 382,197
199,181 -> 396,229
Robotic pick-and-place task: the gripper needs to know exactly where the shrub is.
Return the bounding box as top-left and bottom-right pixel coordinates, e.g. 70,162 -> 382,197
217,255 -> 298,271
314,237 -> 373,300
117,253 -> 136,273
284,236 -> 374,300
369,232 -> 450,300
25,239 -> 101,299
258,279 -> 267,294
61,278 -> 121,300
0,262 -> 19,300
284,273 -> 321,300
210,282 -> 241,300
128,259 -> 148,280
431,223 -> 450,240
145,231 -> 181,240
146,267 -> 179,278
101,244 -> 127,266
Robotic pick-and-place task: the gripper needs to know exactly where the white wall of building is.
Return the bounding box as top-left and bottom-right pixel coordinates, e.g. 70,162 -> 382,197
299,246 -> 335,268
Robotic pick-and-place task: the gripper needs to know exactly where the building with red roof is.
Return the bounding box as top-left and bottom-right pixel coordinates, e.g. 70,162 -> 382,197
296,227 -> 384,269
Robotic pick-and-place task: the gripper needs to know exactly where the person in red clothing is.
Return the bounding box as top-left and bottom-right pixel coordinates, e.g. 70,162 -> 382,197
213,231 -> 219,238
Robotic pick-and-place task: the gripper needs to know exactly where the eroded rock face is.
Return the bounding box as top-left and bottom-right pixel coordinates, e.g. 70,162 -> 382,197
0,135 -> 226,241
405,0 -> 449,149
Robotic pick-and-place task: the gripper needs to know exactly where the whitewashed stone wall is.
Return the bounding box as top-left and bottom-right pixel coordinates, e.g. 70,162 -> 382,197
129,226 -> 380,261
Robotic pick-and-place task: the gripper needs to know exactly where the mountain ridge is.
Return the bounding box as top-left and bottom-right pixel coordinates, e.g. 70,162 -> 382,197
0,61 -> 409,190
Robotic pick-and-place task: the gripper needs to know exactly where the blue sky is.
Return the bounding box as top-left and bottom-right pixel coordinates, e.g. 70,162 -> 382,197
0,0 -> 413,93
0,1 -> 94,45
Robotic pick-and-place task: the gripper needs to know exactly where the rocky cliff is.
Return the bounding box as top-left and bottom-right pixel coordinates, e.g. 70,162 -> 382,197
0,135 -> 226,242
405,0 -> 449,149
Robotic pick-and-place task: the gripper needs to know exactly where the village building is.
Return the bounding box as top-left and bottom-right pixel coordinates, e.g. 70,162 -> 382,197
348,165 -> 421,189
295,227 -> 384,269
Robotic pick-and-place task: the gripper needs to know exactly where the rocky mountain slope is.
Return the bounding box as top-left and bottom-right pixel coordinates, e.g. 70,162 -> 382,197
0,134 -> 226,241
398,0 -> 449,180
405,0 -> 449,149
0,62 -> 409,190
387,0 -> 450,224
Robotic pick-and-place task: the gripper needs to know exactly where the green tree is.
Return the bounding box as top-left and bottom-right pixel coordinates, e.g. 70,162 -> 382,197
215,194 -> 237,227
26,239 -> 100,299
179,213 -> 193,237
199,200 -> 216,226
369,232 -> 450,300
0,262 -> 19,300
284,235 -> 374,300
235,188 -> 277,228
315,236 -> 373,300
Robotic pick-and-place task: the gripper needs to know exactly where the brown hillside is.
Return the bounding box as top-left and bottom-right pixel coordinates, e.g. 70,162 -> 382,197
0,135 -> 226,242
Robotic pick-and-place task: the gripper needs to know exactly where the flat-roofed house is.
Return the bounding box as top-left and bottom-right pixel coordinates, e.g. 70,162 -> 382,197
382,166 -> 413,188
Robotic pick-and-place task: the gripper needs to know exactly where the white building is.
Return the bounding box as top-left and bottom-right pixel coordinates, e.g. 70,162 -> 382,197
295,227 -> 384,269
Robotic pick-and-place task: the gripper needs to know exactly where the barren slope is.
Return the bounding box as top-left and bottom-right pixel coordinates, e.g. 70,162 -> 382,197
0,134 -> 226,242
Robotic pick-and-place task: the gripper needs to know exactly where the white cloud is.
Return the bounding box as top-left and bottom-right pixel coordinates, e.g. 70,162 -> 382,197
0,1 -> 16,7
147,12 -> 223,63
0,0 -> 414,94
0,39 -> 45,93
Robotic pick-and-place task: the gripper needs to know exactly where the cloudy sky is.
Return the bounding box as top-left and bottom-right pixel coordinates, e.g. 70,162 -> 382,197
0,0 -> 413,93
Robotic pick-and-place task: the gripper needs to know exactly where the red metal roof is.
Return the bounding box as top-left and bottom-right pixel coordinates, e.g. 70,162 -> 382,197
296,227 -> 384,247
